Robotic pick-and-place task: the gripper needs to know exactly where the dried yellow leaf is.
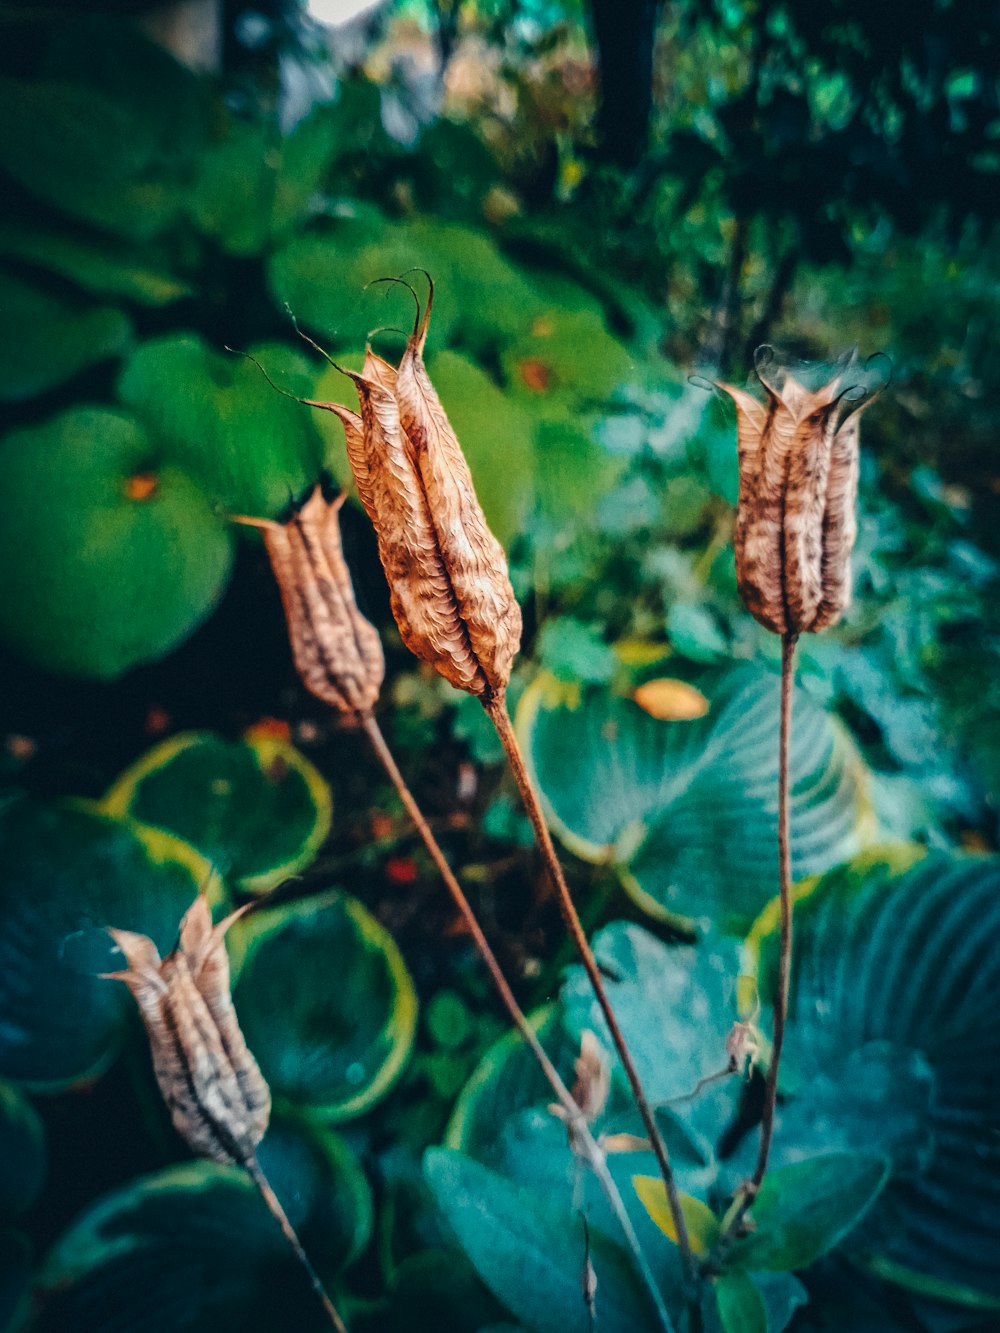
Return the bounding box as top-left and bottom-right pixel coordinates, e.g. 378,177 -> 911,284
632,678 -> 710,721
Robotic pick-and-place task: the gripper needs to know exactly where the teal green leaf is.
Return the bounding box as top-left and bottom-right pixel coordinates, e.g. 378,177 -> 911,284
0,795 -> 222,1089
102,730 -> 332,895
423,350 -> 535,548
0,1230 -> 31,1333
666,602 -> 728,663
537,617 -> 618,685
0,408 -> 233,678
0,20 -> 206,239
747,848 -> 1000,1309
532,417 -> 631,536
382,1249 -> 509,1333
0,270 -> 130,401
35,1160 -> 338,1332
231,891 -> 417,1120
117,334 -> 333,519
0,225 -> 192,306
733,1154 -> 889,1272
0,1083 -> 45,1217
516,664 -> 874,931
424,1149 -> 653,1333
712,1270 -> 767,1333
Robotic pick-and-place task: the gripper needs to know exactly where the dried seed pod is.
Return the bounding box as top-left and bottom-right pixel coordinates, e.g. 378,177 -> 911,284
549,1029 -> 610,1131
719,348 -> 887,635
238,486 -> 385,715
104,896 -> 270,1166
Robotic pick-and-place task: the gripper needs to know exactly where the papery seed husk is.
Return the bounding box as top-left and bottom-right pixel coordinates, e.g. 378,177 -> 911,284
777,376 -> 840,634
393,290 -> 522,696
258,486 -> 385,714
812,412 -> 860,631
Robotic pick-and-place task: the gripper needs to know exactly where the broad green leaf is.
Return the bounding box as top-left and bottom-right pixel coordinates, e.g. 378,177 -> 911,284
632,1177 -> 720,1255
0,225 -> 192,306
381,1249 -> 509,1333
102,731 -> 332,895
747,848 -> 1000,1308
231,891 -> 417,1120
712,1270 -> 767,1333
423,350 -> 535,548
0,407 -> 233,678
424,1149 -> 654,1333
532,417 -> 631,537
500,309 -> 636,407
118,335 -> 333,519
516,664 -> 874,931
186,115 -> 273,256
733,1154 -> 889,1272
537,617 -> 618,685
0,795 -> 222,1089
0,21 -> 207,239
0,1084 -> 45,1217
0,270 -> 130,401
34,1157 -> 345,1332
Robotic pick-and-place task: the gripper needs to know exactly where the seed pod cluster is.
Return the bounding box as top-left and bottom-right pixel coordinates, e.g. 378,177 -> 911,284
239,486 -> 385,716
305,278 -> 522,701
104,896 -> 270,1166
719,347 -> 888,636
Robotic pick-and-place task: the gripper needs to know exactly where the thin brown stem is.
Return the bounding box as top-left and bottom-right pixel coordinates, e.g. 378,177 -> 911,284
710,631 -> 797,1264
482,692 -> 697,1295
360,710 -> 674,1333
246,1157 -> 349,1333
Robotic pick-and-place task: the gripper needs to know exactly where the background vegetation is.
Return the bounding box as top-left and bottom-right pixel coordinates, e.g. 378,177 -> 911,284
1,1 -> 998,1330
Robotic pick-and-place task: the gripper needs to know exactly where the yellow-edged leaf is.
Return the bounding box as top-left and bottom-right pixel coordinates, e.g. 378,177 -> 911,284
632,1176 -> 721,1255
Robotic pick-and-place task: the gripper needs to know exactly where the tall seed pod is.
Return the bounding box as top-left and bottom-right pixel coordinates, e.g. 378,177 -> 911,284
719,347 -> 888,636
236,485 -> 384,716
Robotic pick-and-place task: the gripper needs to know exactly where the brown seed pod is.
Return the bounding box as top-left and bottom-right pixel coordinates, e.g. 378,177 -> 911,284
103,896 -> 270,1166
719,348 -> 887,635
237,486 -> 385,715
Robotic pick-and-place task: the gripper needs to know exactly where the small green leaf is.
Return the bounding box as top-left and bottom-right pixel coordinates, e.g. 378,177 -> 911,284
537,618 -> 618,685
102,730 -> 332,895
712,1270 -> 767,1333
0,224 -> 192,306
0,1083 -> 46,1216
231,891 -> 417,1120
0,407 -> 233,678
734,1154 -> 889,1272
632,1177 -> 720,1255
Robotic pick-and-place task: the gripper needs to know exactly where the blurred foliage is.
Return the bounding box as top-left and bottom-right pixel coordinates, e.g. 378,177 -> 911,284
1,2 -> 998,1331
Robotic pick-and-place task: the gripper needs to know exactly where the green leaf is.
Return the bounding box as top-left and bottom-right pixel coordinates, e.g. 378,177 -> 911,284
423,350 -> 535,548
632,1178 -> 720,1256
0,1230 -> 31,1333
0,795 -> 222,1089
746,848 -> 1000,1308
712,1270 -> 768,1333
733,1154 -> 889,1273
102,730 -> 332,895
231,891 -> 417,1120
424,1149 -> 654,1333
0,269 -> 130,401
0,408 -> 233,678
0,225 -> 192,306
186,115 -> 273,256
537,618 -> 618,685
117,334 -> 333,519
35,1159 -> 340,1332
516,664 -> 874,931
500,309 -> 636,407
665,603 -> 728,663
0,1083 -> 45,1217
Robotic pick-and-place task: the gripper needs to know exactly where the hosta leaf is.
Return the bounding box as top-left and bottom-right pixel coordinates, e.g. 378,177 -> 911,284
0,796 -> 222,1089
34,1154 -> 352,1333
0,270 -> 130,401
732,1154 -> 889,1272
0,1083 -> 45,1217
231,891 -> 416,1120
0,407 -> 233,678
118,335 -> 333,519
516,664 -> 874,932
747,848 -> 1000,1309
102,731 -> 332,895
424,1149 -> 653,1333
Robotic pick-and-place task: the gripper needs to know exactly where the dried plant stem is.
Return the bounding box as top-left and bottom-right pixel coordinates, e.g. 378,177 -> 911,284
360,710 -> 674,1333
246,1157 -> 349,1333
482,693 -> 697,1290
711,631 -> 797,1263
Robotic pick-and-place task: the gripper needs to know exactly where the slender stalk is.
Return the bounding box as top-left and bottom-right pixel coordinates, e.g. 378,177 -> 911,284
246,1157 -> 349,1333
482,692 -> 697,1293
360,711 -> 674,1333
710,631 -> 797,1263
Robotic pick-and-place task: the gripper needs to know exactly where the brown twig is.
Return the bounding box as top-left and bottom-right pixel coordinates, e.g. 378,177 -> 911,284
360,710 -> 674,1333
246,1157 -> 349,1333
482,692 -> 698,1297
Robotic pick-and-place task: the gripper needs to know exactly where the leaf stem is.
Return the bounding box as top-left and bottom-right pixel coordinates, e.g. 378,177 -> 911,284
246,1156 -> 349,1333
482,692 -> 698,1296
360,709 -> 674,1333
